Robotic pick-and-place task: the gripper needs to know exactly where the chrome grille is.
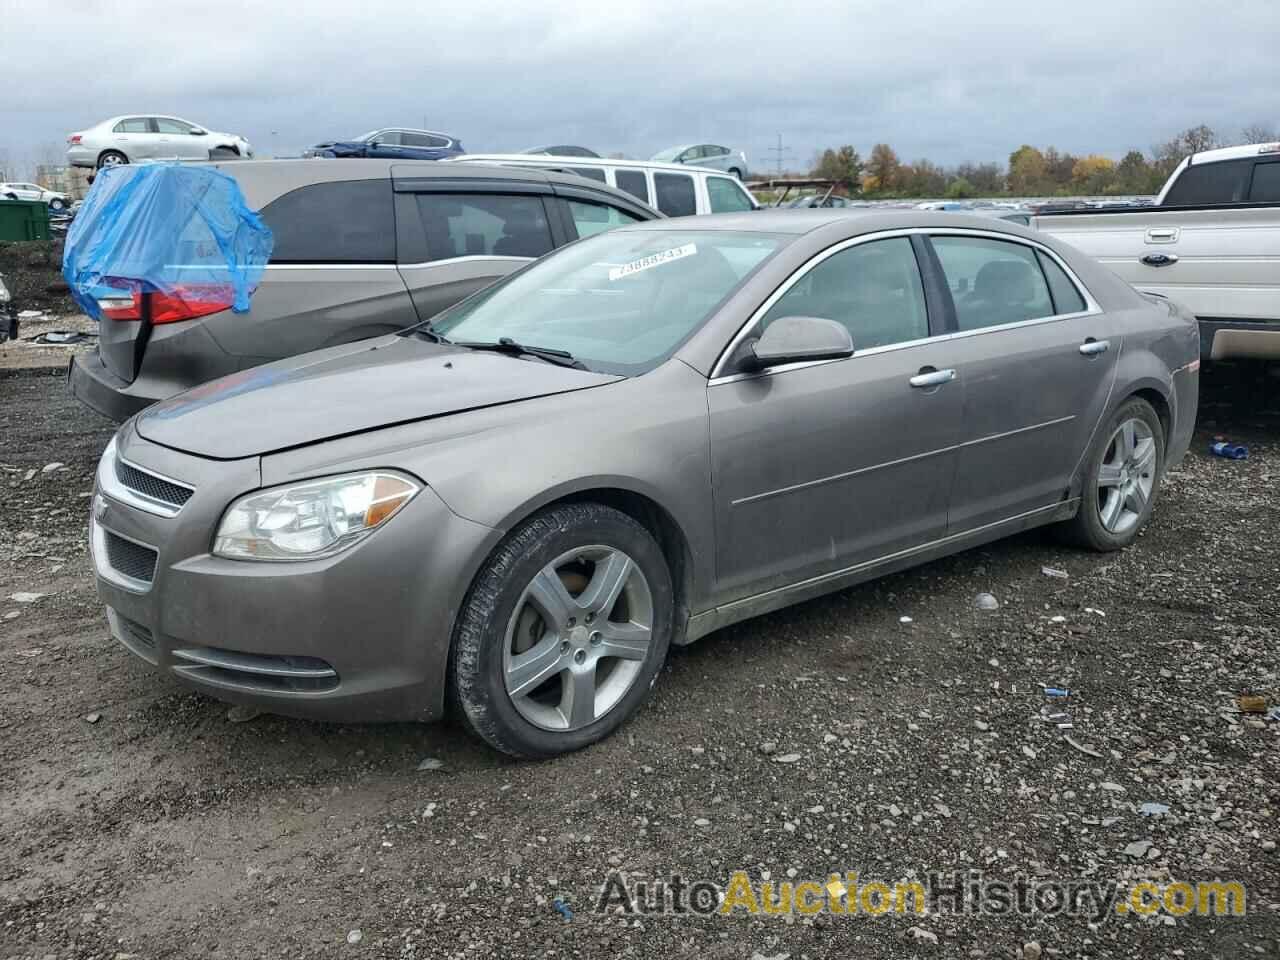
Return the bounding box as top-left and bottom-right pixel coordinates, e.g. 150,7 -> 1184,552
104,531 -> 158,583
114,458 -> 194,509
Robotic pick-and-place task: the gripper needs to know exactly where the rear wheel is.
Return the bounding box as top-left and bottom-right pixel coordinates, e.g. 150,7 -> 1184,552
97,150 -> 128,169
48,198 -> 66,212
1059,397 -> 1164,551
449,503 -> 673,758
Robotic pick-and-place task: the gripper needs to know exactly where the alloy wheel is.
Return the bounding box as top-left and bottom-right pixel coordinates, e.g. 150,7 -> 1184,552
502,545 -> 653,731
1096,417 -> 1157,534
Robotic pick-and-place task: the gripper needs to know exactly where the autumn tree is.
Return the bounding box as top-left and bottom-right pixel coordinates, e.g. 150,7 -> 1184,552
954,162 -> 1002,195
1007,145 -> 1048,196
811,145 -> 863,194
1071,155 -> 1116,194
865,143 -> 901,194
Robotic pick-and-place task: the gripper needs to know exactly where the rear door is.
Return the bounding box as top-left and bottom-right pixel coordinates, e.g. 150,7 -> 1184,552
924,232 -> 1119,533
204,177 -> 418,362
392,171 -> 561,321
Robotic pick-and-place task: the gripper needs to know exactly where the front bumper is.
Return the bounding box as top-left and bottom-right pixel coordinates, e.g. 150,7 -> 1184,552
91,424 -> 497,723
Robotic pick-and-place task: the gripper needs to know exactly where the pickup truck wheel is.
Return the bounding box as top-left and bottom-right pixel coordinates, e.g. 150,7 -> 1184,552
449,503 -> 673,758
48,198 -> 66,212
97,150 -> 128,169
1059,397 -> 1164,551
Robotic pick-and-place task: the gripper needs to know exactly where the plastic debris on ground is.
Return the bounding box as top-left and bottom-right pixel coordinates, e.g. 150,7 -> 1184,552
416,757 -> 445,771
1139,802 -> 1170,817
553,898 -> 574,921
62,163 -> 273,322
1209,440 -> 1248,460
1238,694 -> 1268,714
975,592 -> 999,611
1041,566 -> 1069,579
30,330 -> 95,345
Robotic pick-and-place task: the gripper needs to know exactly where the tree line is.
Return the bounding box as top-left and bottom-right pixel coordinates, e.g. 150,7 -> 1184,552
809,124 -> 1279,199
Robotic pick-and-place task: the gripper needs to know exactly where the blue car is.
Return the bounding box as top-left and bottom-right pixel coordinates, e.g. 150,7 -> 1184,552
306,128 -> 463,161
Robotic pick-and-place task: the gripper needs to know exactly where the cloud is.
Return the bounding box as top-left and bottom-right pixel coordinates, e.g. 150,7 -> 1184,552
2,0 -> 1277,172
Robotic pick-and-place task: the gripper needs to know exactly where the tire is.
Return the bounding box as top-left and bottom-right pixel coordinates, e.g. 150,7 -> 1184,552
1058,397 -> 1164,551
449,503 -> 674,758
97,150 -> 128,169
48,198 -> 66,212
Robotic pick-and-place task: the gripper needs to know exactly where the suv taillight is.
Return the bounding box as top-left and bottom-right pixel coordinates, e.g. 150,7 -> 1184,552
95,280 -> 235,324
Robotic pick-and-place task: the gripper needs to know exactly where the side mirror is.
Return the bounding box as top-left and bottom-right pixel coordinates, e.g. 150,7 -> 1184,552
190,128 -> 207,136
745,316 -> 854,370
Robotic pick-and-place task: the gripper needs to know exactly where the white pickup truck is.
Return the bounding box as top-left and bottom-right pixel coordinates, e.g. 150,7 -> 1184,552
1034,142 -> 1280,362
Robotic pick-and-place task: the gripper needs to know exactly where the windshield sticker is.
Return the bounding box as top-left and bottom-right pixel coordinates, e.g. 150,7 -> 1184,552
608,244 -> 697,281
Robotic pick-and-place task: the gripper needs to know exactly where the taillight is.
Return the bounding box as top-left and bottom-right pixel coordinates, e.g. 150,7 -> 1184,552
95,279 -> 234,324
68,134 -> 83,145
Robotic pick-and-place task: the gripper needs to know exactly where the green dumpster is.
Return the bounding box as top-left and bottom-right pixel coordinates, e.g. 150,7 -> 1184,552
0,199 -> 52,241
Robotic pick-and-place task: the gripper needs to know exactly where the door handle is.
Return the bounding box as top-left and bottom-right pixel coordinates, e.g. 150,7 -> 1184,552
1079,339 -> 1110,356
1145,227 -> 1179,243
909,367 -> 956,388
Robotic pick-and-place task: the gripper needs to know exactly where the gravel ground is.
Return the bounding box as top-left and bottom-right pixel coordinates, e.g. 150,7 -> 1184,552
1,364 -> 1278,960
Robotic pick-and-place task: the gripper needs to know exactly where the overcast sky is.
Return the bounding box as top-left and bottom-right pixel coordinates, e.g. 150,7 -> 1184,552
3,0 -> 1278,174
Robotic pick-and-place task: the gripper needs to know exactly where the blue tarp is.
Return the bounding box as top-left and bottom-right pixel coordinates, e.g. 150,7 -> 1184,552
63,163 -> 272,321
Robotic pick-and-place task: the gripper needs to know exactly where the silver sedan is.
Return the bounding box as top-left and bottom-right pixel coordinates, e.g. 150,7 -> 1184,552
89,211 -> 1198,757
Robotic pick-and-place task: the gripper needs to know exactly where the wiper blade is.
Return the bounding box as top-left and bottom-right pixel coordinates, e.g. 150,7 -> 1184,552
456,337 -> 586,370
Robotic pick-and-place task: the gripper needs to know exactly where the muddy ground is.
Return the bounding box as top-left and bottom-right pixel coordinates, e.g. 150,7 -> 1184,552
1,363 -> 1277,960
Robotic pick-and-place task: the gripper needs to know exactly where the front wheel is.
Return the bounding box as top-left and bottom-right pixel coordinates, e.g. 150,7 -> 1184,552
449,503 -> 674,758
1059,397 -> 1164,551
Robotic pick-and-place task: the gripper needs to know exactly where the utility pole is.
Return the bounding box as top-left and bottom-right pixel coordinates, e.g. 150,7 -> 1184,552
767,133 -> 793,177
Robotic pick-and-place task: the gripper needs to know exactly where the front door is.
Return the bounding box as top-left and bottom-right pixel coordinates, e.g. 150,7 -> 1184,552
926,233 -> 1120,533
709,236 -> 963,601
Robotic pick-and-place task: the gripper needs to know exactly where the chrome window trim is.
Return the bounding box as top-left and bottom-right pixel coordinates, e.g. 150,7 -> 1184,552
708,227 -> 1103,382
97,440 -> 194,519
90,518 -> 156,594
397,254 -> 535,269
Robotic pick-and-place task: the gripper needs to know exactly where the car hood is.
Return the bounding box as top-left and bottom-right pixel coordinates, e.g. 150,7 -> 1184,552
134,335 -> 623,460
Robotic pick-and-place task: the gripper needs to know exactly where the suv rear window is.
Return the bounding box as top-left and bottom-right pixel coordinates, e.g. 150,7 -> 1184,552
1163,158 -> 1253,205
260,179 -> 396,263
415,194 -> 554,260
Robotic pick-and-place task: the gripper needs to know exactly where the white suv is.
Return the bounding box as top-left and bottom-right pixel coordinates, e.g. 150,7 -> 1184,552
1,181 -> 71,211
449,155 -> 758,217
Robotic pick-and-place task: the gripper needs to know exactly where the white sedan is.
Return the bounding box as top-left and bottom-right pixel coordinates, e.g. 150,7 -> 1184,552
66,115 -> 253,169
0,181 -> 71,211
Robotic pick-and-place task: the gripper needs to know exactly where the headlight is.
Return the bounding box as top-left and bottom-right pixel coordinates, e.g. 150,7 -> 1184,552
213,471 -> 419,561
0,274 -> 10,304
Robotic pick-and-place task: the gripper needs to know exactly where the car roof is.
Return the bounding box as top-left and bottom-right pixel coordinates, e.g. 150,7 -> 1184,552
203,158 -> 661,213
615,208 -> 1045,238
450,154 -> 735,175
1187,141 -> 1280,165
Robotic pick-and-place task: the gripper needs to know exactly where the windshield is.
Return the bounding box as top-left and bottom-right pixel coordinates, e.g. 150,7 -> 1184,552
420,229 -> 786,375
651,146 -> 688,162
354,129 -> 380,142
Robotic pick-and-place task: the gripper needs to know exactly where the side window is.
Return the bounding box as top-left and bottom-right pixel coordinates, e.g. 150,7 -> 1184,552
426,135 -> 452,149
614,170 -> 649,204
1249,161 -> 1280,202
1036,250 -> 1087,314
400,133 -> 432,148
707,176 -> 754,213
114,118 -> 150,134
932,237 -> 1055,331
569,167 -> 607,183
373,132 -> 401,146
260,180 -> 396,263
154,118 -> 194,135
1163,158 -> 1253,205
567,200 -> 640,239
415,193 -> 553,260
760,237 -> 929,350
653,173 -> 696,217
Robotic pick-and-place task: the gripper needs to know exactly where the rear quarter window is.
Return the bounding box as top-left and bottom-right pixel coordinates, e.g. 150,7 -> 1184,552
1249,161 -> 1280,202
260,179 -> 395,263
